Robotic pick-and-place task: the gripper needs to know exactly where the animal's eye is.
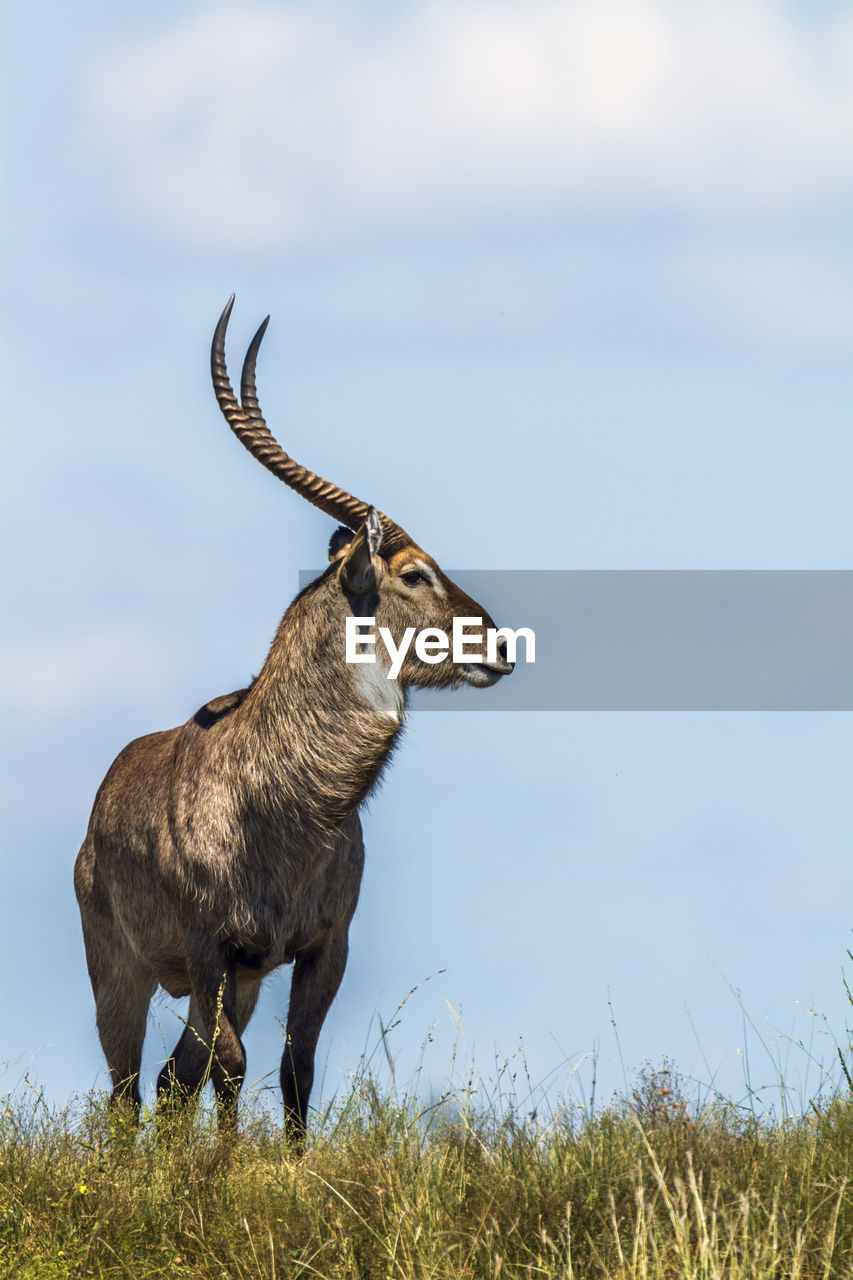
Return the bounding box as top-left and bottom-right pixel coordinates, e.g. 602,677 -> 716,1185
401,570 -> 425,587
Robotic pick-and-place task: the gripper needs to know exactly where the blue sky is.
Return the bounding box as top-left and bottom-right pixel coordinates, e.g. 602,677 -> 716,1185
2,0 -> 852,1119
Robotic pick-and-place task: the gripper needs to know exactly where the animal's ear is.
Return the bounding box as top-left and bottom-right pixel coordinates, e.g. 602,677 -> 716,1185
339,509 -> 383,594
329,526 -> 355,563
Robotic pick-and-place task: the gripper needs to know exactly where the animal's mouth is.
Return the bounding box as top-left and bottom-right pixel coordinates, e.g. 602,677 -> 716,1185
461,659 -> 513,688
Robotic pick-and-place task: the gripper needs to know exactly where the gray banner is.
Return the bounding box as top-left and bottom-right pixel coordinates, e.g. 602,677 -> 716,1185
298,570 -> 853,711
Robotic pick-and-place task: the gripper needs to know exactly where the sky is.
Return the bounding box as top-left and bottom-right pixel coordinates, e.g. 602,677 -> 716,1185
2,0 -> 852,1122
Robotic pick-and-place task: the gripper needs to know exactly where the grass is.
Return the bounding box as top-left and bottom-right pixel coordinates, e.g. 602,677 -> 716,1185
1,1061 -> 851,1278
2,973 -> 852,1279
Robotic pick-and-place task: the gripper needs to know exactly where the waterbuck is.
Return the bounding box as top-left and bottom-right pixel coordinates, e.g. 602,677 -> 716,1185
74,297 -> 513,1140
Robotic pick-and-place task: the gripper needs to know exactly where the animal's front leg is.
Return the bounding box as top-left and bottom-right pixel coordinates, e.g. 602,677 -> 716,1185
281,930 -> 348,1146
157,981 -> 261,1120
185,943 -> 247,1135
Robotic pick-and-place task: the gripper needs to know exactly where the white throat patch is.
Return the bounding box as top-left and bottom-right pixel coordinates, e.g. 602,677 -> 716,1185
355,659 -> 405,722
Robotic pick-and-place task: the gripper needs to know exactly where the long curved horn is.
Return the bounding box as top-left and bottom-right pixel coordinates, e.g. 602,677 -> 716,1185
211,296 -> 411,551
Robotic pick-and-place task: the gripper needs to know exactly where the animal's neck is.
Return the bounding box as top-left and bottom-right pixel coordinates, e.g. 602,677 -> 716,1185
238,579 -> 404,834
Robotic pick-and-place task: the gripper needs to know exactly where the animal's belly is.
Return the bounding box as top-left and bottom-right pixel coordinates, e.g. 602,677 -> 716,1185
158,968 -> 192,999
156,944 -> 297,998
148,845 -> 361,998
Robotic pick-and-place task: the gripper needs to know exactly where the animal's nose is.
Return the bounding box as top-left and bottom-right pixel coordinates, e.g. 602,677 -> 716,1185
492,635 -> 515,674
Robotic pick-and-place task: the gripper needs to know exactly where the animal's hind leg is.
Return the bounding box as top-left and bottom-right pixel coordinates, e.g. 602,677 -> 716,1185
81,919 -> 156,1120
76,838 -> 156,1121
157,981 -> 260,1114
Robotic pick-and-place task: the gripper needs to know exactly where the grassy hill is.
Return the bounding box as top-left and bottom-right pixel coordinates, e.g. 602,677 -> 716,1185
2,1048 -> 851,1279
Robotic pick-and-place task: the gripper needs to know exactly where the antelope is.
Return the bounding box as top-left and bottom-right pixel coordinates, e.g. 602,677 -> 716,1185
74,297 -> 513,1141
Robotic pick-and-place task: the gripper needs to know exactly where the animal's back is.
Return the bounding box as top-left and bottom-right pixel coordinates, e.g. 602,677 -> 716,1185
74,686 -> 365,977
76,686 -> 252,892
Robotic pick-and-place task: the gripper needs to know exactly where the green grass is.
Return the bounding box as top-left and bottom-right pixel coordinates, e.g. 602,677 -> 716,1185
2,1050 -> 851,1280
4,966 -> 853,1278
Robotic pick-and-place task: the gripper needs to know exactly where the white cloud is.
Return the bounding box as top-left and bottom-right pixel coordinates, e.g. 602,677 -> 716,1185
76,0 -> 853,254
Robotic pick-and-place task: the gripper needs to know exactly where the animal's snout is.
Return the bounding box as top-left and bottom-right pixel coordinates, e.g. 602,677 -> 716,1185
491,634 -> 515,675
